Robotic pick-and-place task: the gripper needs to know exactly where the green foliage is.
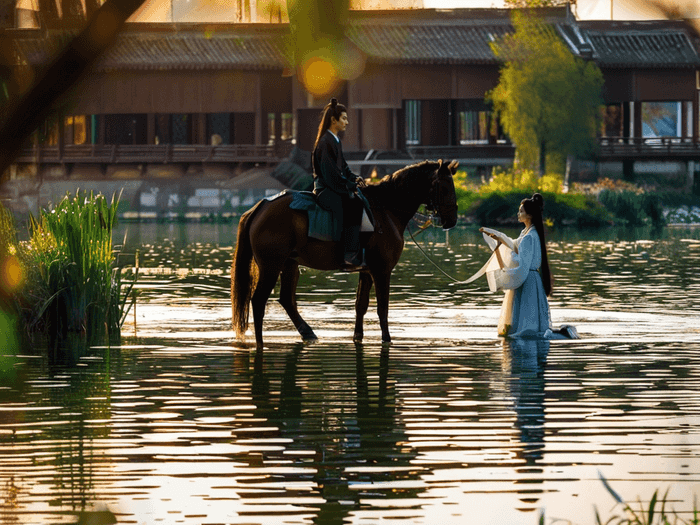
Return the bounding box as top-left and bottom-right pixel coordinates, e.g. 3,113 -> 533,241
466,190 -> 611,227
482,165 -> 564,194
452,166 -> 611,227
598,189 -> 665,227
18,191 -> 134,346
487,11 -> 604,170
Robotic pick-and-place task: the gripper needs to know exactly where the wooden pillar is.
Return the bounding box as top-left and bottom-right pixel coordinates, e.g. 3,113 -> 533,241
633,101 -> 642,139
98,114 -> 106,145
57,112 -> 65,159
255,76 -> 262,145
147,113 -> 156,145
197,113 -> 207,144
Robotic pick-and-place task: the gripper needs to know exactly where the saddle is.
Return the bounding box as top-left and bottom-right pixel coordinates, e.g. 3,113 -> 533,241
266,190 -> 373,242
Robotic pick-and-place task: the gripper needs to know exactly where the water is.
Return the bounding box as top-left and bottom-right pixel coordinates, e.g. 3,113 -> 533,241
1,223 -> 699,524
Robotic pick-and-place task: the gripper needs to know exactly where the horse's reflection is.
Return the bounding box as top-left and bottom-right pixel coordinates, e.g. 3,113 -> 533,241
232,343 -> 420,524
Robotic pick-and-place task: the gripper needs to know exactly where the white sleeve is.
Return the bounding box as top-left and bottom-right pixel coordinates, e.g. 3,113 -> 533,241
487,233 -> 536,291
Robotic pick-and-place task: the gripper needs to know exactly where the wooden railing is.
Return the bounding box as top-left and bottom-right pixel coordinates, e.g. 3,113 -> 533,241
598,137 -> 700,158
14,143 -> 295,164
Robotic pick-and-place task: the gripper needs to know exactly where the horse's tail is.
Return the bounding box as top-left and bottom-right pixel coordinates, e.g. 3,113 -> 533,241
231,201 -> 263,339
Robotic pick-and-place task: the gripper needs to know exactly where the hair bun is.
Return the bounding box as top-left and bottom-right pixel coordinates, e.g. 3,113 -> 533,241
330,98 -> 338,107
531,193 -> 544,210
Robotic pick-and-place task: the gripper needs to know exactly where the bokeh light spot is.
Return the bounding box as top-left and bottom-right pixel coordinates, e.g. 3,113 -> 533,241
1,256 -> 24,293
301,56 -> 339,98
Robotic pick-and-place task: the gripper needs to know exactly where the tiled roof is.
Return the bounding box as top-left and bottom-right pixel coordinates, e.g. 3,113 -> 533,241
99,27 -> 289,70
345,23 -> 511,64
585,29 -> 699,67
13,25 -> 291,71
574,21 -> 700,67
11,10 -> 700,71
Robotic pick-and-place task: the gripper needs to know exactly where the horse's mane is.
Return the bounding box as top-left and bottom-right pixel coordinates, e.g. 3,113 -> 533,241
362,160 -> 439,206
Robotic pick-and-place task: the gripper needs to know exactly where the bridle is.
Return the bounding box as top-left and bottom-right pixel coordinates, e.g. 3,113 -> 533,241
425,171 -> 458,226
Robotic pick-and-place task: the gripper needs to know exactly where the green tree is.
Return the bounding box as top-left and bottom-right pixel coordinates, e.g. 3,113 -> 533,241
487,10 -> 604,175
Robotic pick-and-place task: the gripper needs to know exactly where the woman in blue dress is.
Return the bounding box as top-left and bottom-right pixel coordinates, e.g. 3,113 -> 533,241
480,193 -> 578,339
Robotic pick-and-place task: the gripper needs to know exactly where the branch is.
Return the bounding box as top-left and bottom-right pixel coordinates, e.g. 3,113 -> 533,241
0,0 -> 146,180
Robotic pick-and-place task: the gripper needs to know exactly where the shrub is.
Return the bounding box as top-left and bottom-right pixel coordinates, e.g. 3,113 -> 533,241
598,189 -> 665,227
482,165 -> 564,194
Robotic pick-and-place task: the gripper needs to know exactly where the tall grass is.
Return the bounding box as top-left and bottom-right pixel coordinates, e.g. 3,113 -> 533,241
20,191 -> 134,347
594,472 -> 699,525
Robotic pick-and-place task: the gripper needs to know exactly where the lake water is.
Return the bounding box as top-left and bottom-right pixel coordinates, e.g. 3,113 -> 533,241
1,223 -> 699,524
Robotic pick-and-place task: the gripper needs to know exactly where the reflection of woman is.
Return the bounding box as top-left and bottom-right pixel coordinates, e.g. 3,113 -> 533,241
480,193 -> 578,339
312,98 -> 367,268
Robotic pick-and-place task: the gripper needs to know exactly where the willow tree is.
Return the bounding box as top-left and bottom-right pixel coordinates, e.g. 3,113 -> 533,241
488,10 -> 604,175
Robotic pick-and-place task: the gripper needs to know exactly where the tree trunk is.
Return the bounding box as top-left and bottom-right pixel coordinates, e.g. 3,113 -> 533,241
539,139 -> 546,177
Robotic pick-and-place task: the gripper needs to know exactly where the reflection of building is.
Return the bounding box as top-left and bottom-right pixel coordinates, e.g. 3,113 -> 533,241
3,5 -> 700,197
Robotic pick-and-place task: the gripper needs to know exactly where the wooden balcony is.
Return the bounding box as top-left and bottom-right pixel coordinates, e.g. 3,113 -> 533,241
14,143 -> 295,165
597,137 -> 700,160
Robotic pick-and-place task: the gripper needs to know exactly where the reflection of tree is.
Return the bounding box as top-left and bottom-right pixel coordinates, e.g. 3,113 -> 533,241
232,343 -> 421,523
502,339 -> 549,507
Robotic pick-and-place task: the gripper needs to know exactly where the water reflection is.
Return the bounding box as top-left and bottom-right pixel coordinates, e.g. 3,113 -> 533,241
231,343 -> 420,523
502,339 -> 550,512
3,225 -> 700,524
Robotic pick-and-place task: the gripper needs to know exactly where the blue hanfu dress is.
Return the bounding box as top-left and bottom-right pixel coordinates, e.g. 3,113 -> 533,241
479,227 -> 576,339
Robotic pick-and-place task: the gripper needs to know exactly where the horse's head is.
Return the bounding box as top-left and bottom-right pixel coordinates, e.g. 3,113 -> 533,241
426,159 -> 459,230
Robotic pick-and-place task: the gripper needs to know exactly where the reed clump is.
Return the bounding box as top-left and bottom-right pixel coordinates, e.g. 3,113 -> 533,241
10,191 -> 134,348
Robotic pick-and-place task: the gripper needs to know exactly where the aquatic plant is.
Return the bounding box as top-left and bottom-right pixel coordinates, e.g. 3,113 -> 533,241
19,191 -> 134,346
593,472 -> 699,525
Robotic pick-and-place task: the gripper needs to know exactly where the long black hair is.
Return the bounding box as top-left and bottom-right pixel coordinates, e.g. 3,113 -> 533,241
314,98 -> 347,150
522,193 -> 552,296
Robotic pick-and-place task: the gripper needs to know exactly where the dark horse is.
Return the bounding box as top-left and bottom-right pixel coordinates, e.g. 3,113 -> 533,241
231,159 -> 459,348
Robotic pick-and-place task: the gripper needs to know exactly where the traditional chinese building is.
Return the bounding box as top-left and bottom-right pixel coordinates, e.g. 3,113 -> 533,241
2,5 -> 700,216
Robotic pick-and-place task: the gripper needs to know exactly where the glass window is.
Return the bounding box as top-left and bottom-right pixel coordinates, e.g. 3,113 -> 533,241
458,111 -> 489,144
405,100 -> 421,145
171,114 -> 191,144
73,115 -> 87,145
207,113 -> 230,145
642,101 -> 681,138
602,104 -> 623,138
281,113 -> 293,141
267,113 -> 276,145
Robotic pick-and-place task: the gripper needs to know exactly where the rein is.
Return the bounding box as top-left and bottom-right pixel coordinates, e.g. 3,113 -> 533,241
407,217 -> 464,284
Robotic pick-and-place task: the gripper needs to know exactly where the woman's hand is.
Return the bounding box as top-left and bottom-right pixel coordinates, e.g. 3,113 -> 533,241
479,227 -> 499,240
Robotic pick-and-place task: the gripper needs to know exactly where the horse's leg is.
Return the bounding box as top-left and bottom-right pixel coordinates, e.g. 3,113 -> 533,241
353,272 -> 374,343
373,272 -> 392,343
279,260 -> 317,341
251,265 -> 283,348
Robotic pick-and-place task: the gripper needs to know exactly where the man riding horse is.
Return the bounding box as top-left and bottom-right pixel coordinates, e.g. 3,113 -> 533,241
312,98 -> 372,270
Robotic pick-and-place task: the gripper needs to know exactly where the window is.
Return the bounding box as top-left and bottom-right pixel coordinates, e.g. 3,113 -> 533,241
642,102 -> 681,138
267,113 -> 276,145
458,111 -> 489,144
105,114 -> 147,145
405,100 -> 421,145
602,104 -> 623,138
171,114 -> 191,144
40,118 -> 59,146
280,113 -> 293,141
64,115 -> 87,145
207,113 -> 230,145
